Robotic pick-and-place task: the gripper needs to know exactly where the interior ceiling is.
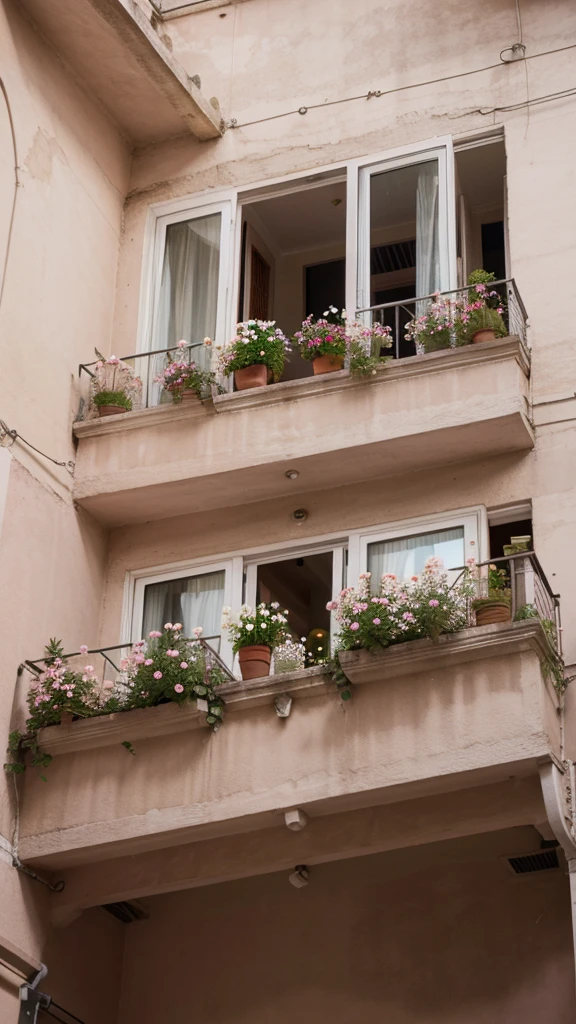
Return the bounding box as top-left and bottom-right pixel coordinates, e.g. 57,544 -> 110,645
244,181 -> 347,255
456,142 -> 506,211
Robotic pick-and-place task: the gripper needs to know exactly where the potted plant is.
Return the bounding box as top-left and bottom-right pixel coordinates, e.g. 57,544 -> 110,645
154,339 -> 222,403
463,270 -> 507,344
346,319 -> 393,375
273,638 -> 306,674
91,353 -> 142,417
218,320 -> 290,390
222,603 -> 289,680
293,307 -> 349,374
472,563 -> 511,626
404,294 -> 466,354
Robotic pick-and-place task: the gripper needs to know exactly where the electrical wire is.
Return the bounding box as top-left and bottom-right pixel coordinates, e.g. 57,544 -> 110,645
223,43 -> 576,131
0,419 -> 75,474
0,76 -> 20,315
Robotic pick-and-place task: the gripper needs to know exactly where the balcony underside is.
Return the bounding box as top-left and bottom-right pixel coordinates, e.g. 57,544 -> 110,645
19,621 -> 558,877
72,338 -> 533,526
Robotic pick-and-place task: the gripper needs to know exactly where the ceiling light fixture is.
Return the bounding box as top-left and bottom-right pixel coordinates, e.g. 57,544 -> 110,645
285,469 -> 299,480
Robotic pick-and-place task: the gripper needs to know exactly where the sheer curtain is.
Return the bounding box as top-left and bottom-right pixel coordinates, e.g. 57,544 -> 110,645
149,213 -> 221,404
415,161 -> 440,314
367,527 -> 464,581
142,571 -> 225,650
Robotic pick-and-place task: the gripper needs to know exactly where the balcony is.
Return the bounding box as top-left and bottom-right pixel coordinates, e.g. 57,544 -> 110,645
72,282 -> 532,526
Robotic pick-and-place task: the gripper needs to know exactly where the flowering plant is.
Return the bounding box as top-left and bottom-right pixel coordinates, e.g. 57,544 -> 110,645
293,309 -> 349,362
404,294 -> 467,354
273,639 -> 306,674
218,321 -> 290,382
346,319 -> 393,376
4,628 -> 227,777
329,558 -> 474,655
222,602 -> 289,653
154,339 -> 222,402
90,352 -> 142,411
469,561 -> 511,608
461,271 -> 507,342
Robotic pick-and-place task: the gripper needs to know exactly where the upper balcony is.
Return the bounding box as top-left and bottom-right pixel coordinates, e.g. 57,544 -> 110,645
72,281 -> 532,526
15,552 -> 563,911
15,0 -> 222,145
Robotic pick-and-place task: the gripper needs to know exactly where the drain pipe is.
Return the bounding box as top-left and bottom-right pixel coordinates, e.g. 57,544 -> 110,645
539,761 -> 576,987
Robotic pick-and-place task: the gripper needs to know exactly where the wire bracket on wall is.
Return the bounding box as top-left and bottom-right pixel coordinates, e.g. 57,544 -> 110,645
500,42 -> 527,62
0,419 -> 75,475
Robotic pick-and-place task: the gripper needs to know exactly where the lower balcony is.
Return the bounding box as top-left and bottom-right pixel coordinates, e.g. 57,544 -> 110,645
72,334 -> 532,526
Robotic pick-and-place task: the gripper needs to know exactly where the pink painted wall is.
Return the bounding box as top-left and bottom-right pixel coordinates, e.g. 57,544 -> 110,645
117,828 -> 576,1024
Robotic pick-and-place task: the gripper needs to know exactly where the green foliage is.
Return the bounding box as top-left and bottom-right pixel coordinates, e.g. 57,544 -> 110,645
222,603 -> 289,654
348,340 -> 392,377
464,303 -> 507,341
93,390 -> 132,410
219,321 -> 289,382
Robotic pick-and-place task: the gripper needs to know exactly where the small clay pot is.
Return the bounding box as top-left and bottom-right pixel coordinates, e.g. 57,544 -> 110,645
312,354 -> 344,375
474,601 -> 511,626
238,644 -> 271,680
471,329 -> 497,344
234,364 -> 269,390
97,405 -> 127,417
176,389 -> 200,404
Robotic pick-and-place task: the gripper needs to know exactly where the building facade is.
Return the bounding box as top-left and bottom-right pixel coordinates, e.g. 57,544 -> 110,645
1,0 -> 576,1020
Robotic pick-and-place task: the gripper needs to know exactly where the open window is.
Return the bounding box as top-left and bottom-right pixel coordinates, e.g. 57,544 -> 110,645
455,139 -> 507,286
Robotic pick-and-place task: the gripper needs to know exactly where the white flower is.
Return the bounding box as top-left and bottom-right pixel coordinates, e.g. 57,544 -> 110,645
241,604 -> 252,615
245,623 -> 254,631
222,606 -> 232,615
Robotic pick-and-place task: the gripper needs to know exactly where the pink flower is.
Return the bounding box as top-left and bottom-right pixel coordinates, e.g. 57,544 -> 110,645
350,622 -> 360,631
83,665 -> 94,673
326,601 -> 338,611
174,683 -> 184,693
173,623 -> 183,631
144,658 -> 153,666
180,661 -> 188,669
149,630 -> 162,638
177,339 -> 188,348
164,622 -> 173,630
372,617 -> 381,625
52,681 -> 60,689
153,671 -> 163,680
133,654 -> 145,664
103,680 -> 114,690
166,649 -> 179,657
79,645 -> 88,655
193,626 -> 203,637
429,599 -> 439,607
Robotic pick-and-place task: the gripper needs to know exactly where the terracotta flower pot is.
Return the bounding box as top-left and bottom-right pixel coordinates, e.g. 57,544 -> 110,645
312,354 -> 344,375
474,601 -> 511,626
177,389 -> 199,404
471,329 -> 497,344
238,644 -> 271,680
97,405 -> 127,417
234,364 -> 269,390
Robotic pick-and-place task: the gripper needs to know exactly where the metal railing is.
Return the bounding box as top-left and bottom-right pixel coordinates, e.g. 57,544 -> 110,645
78,340 -> 209,412
24,636 -> 233,684
356,278 -> 528,361
452,552 -> 561,657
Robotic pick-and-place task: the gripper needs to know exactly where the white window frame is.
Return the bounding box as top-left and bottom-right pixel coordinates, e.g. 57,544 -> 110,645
137,136 -> 457,362
347,506 -> 487,584
125,555 -> 243,668
137,191 -> 236,362
353,137 -> 457,318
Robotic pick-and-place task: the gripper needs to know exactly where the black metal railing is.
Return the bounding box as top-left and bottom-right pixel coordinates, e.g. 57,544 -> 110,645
356,278 -> 528,361
78,340 -> 209,412
452,552 -> 561,656
24,636 -> 233,685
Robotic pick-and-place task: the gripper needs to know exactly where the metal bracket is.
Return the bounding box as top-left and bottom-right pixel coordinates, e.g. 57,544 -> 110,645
19,984 -> 51,1023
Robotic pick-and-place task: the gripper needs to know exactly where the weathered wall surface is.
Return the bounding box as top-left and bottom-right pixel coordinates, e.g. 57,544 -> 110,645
117,829 -> 576,1024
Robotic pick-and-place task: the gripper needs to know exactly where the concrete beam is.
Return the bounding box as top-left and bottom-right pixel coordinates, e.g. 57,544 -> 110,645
50,776 -> 545,925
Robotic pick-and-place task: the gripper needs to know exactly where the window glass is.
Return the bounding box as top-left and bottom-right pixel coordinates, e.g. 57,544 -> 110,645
156,213 -> 221,370
142,570 -> 225,647
367,526 -> 464,580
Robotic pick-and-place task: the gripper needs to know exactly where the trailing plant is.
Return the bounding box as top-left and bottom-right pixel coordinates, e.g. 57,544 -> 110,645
222,602 -> 289,653
347,319 -> 393,376
218,321 -> 290,382
90,352 -> 142,412
4,628 -> 226,777
328,559 -> 475,697
155,339 -> 223,401
404,294 -> 467,353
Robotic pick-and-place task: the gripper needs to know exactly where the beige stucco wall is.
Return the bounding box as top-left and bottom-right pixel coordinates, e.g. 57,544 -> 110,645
116,829 -> 576,1024
0,0 -> 129,975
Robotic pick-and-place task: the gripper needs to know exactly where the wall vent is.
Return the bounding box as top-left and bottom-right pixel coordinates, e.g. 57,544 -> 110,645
507,849 -> 559,875
101,900 -> 149,923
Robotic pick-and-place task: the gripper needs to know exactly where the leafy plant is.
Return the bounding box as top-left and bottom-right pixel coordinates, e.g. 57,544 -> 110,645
222,603 -> 289,653
404,294 -> 467,353
154,340 -> 222,401
90,353 -> 141,412
293,310 -> 349,362
462,270 -> 507,342
273,639 -> 306,674
218,321 -> 290,382
4,628 -> 226,776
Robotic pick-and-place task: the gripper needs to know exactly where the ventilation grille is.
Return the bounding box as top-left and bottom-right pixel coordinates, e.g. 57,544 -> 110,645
507,849 -> 559,875
101,900 -> 149,923
371,239 -> 416,275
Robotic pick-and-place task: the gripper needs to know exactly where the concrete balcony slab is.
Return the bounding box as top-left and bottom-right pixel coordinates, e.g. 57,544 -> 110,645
72,337 -> 533,526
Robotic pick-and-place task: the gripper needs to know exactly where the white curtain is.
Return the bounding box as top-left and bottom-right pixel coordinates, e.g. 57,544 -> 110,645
149,213 -> 221,405
143,571 -> 225,649
367,527 -> 464,581
415,162 -> 440,314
